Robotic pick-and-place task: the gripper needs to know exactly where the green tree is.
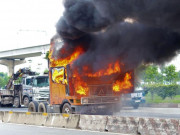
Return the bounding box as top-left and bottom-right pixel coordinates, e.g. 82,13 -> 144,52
144,84 -> 179,100
141,65 -> 163,100
162,65 -> 178,84
156,84 -> 179,99
141,64 -> 179,101
178,71 -> 180,80
0,72 -> 9,88
144,84 -> 159,100
45,51 -> 49,60
142,65 -> 163,84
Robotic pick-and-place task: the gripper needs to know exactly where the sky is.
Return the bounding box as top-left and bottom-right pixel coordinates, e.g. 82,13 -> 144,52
0,0 -> 64,51
0,0 -> 180,74
0,0 -> 64,74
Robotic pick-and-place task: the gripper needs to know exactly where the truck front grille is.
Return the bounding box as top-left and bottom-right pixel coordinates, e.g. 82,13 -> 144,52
81,96 -> 120,104
88,84 -> 113,96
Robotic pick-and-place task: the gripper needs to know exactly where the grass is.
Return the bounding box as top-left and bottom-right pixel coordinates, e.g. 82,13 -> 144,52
145,93 -> 180,103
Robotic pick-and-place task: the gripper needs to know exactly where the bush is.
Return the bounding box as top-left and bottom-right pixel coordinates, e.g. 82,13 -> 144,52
144,84 -> 179,100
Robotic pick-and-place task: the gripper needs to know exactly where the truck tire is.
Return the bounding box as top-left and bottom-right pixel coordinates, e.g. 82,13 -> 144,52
62,103 -> 72,114
7,104 -> 13,107
0,103 -> 5,107
14,97 -> 21,108
23,96 -> 30,107
38,102 -> 47,113
28,101 -> 39,112
133,103 -> 139,109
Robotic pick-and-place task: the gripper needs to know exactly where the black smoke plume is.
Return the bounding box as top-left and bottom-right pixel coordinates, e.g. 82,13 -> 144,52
54,0 -> 180,73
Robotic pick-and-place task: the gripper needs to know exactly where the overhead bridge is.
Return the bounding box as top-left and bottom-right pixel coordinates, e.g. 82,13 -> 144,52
0,44 -> 50,60
0,44 -> 50,75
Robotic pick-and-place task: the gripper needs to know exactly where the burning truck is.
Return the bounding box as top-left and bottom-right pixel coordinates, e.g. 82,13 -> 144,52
29,0 -> 180,114
47,36 -> 134,114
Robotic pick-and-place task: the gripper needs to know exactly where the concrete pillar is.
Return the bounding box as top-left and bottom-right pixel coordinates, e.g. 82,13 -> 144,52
0,59 -> 25,76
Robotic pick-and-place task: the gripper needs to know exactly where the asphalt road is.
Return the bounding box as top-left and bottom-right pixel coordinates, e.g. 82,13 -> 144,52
0,123 -> 127,135
0,106 -> 28,112
0,106 -> 180,119
116,107 -> 180,119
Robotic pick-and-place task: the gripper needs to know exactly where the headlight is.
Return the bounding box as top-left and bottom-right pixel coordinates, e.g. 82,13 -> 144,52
81,98 -> 88,104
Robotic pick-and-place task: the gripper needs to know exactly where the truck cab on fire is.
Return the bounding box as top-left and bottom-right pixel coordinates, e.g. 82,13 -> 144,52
46,65 -> 134,115
28,36 -> 134,115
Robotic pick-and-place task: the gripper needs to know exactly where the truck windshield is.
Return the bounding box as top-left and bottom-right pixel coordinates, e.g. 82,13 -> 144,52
26,78 -> 32,85
33,77 -> 49,87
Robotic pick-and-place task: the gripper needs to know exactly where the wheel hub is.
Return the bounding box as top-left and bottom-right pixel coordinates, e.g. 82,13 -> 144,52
64,108 -> 70,113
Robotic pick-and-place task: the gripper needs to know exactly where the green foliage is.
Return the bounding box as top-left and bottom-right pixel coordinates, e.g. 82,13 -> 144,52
45,51 -> 49,60
141,64 -> 180,101
44,69 -> 49,74
144,84 -> 179,100
177,71 -> 180,81
156,84 -> 179,99
162,65 -> 178,84
142,65 -> 163,84
145,93 -> 180,103
0,72 -> 9,88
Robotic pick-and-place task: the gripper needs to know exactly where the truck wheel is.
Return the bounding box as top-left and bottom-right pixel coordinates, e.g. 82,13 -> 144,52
133,103 -> 139,109
38,102 -> 47,113
7,104 -> 13,107
28,101 -> 39,112
23,96 -> 30,107
0,103 -> 5,107
62,103 -> 72,114
14,97 -> 21,108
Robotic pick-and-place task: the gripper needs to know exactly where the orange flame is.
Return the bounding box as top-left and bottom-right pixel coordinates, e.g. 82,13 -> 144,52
113,73 -> 133,92
84,61 -> 121,77
49,47 -> 84,67
49,42 -> 133,96
52,69 -> 64,83
74,76 -> 88,95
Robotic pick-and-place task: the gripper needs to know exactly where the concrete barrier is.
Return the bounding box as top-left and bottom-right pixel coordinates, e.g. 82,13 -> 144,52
106,116 -> 139,134
45,113 -> 80,129
0,111 -> 4,123
1,111 -> 180,135
79,115 -> 108,132
16,112 -> 48,126
3,111 -> 48,126
3,111 -> 16,123
138,118 -> 180,135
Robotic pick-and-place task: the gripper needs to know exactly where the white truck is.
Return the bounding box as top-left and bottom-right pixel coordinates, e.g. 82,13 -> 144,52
0,68 -> 49,108
31,75 -> 49,103
28,75 -> 49,112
